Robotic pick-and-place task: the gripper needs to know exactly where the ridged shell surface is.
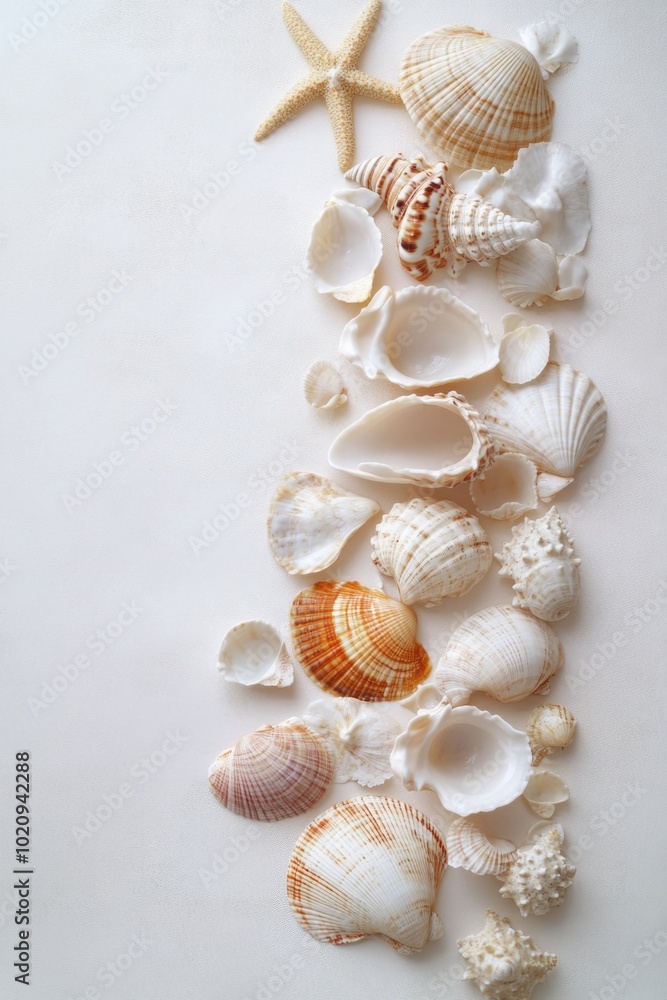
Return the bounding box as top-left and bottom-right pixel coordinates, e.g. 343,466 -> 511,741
287,796 -> 447,953
446,818 -> 517,875
498,827 -> 575,916
458,910 -> 557,1000
302,697 -> 403,787
290,581 -> 431,701
526,703 -> 576,765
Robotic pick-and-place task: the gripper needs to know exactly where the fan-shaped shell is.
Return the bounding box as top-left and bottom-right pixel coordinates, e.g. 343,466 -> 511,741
371,498 -> 492,606
435,605 -> 563,707
400,27 -> 555,170
303,360 -> 347,409
469,452 -> 539,521
290,581 -> 431,701
458,910 -> 557,1000
217,620 -> 293,687
305,201 -> 382,303
208,720 -> 333,821
302,697 -> 402,788
287,796 -> 447,953
446,818 -> 517,875
526,703 -> 576,765
499,314 -> 551,384
496,239 -> 559,308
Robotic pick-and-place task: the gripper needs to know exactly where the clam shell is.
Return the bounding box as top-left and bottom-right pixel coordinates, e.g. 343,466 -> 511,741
371,498 -> 492,606
496,239 -> 558,308
458,910 -> 557,999
339,285 -> 498,389
446,818 -> 517,875
286,795 -> 447,954
217,620 -> 293,687
523,769 -> 570,818
499,314 -> 551,384
303,361 -> 347,409
399,27 -> 554,170
498,826 -> 575,916
267,472 -> 379,575
302,697 -> 402,788
469,452 -> 539,521
290,580 -> 431,701
328,391 -> 495,488
208,720 -> 333,821
526,703 -> 576,765
305,200 -> 382,303
435,605 -> 563,707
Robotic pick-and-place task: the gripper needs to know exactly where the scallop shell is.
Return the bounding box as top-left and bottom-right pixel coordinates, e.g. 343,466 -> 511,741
523,769 -> 570,818
305,200 -> 382,303
217,620 -> 293,687
483,362 -> 607,496
399,27 -> 555,170
469,453 -> 539,521
446,818 -> 517,875
499,314 -> 551,384
496,240 -> 559,308
498,826 -> 575,916
434,605 -> 563,707
303,361 -> 347,409
391,703 -> 532,816
287,795 -> 447,954
208,720 -> 333,821
526,703 -> 576,765
290,580 -> 431,701
339,285 -> 498,388
458,910 -> 557,1000
345,155 -> 540,280
267,472 -> 380,575
496,507 -> 581,621
371,498 -> 492,606
519,22 -> 579,80
302,697 -> 403,787
328,392 -> 495,488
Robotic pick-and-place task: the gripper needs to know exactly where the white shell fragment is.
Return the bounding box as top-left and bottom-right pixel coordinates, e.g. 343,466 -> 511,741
391,703 -> 532,816
458,910 -> 557,1000
519,21 -> 579,80
446,818 -> 517,876
339,285 -> 498,389
330,188 -> 383,215
552,253 -> 588,300
267,472 -> 380,575
400,683 -> 446,714
329,392 -> 495,488
305,199 -> 382,303
496,240 -> 558,308
499,314 -> 551,384
526,704 -> 577,765
523,769 -> 570,818
217,620 -> 293,687
498,826 -> 575,916
303,361 -> 347,409
470,453 -> 539,521
525,820 -> 564,844
302,697 -> 403,788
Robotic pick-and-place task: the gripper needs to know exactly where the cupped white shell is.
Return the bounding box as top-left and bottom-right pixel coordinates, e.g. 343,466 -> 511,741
287,795 -> 447,954
496,239 -> 558,308
371,498 -> 492,606
435,605 -> 563,707
446,818 -> 517,875
498,826 -> 575,916
217,620 -> 293,687
526,703 -> 576,765
305,200 -> 382,303
329,392 -> 495,487
470,453 -> 539,521
458,910 -> 557,1000
499,314 -> 551,384
519,22 -> 579,80
391,703 -> 532,816
302,697 -> 403,788
552,253 -> 588,299
525,820 -> 564,844
339,285 -> 498,389
303,361 -> 347,409
523,769 -> 570,818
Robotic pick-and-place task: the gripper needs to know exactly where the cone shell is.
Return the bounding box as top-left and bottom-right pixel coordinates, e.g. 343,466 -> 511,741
287,795 -> 447,953
498,826 -> 575,916
526,703 -> 576,765
290,581 -> 431,701
400,27 -> 555,170
371,499 -> 492,606
208,720 -> 333,822
446,818 -> 517,875
458,910 -> 557,1000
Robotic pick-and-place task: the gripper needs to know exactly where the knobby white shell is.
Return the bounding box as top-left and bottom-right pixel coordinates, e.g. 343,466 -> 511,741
339,285 -> 498,389
217,620 -> 293,687
303,360 -> 347,409
499,314 -> 551,384
329,392 -> 495,487
371,498 -> 492,606
498,826 -> 575,916
470,453 -> 539,521
305,199 -> 382,303
287,796 -> 447,954
458,910 -> 557,1000
523,769 -> 570,818
391,703 -> 532,816
519,22 -> 579,80
435,605 -> 563,707
526,704 -> 576,765
496,507 -> 581,621
267,472 -> 380,575
497,240 -> 586,307
446,818 -> 517,875
302,697 -> 403,788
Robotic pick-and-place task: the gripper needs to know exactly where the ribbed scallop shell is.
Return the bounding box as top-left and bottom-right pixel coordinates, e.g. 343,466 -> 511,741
446,818 -> 517,875
371,499 -> 491,606
458,910 -> 557,1000
526,703 -> 576,765
303,361 -> 347,409
498,827 -> 575,916
435,605 -> 563,707
499,314 -> 551,384
400,27 -> 555,170
496,239 -> 559,308
208,720 -> 333,822
287,796 -> 447,953
290,581 -> 431,701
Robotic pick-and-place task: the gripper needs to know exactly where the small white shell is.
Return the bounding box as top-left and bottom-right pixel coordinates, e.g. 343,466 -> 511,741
305,200 -> 382,303
446,818 -> 517,875
525,820 -> 564,844
499,314 -> 551,384
498,826 -> 575,916
330,188 -> 383,215
552,254 -> 587,300
302,697 -> 402,788
303,361 -> 347,409
458,910 -> 557,1000
526,703 -> 576,765
217,620 -> 293,687
523,769 -> 570,818
496,239 -> 558,308
470,453 -> 539,521
519,21 -> 579,79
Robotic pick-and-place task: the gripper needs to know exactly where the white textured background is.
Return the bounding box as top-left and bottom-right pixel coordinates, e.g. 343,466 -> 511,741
2,0 -> 666,997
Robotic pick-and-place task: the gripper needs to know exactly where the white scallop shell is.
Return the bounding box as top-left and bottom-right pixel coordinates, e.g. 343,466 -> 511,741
302,697 -> 402,788
498,826 -> 575,916
523,769 -> 570,818
267,472 -> 380,575
303,361 -> 347,409
469,453 -> 539,521
526,703 -> 576,765
519,21 -> 579,80
552,253 -> 587,299
446,818 -> 517,875
217,620 -> 293,687
305,200 -> 382,303
496,239 -> 558,308
328,392 -> 495,488
391,703 -> 532,816
458,910 -> 557,1000
499,314 -> 551,384
371,499 -> 492,606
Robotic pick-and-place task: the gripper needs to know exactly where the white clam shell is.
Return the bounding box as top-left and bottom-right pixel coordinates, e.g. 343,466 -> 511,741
523,769 -> 570,818
496,239 -> 558,308
391,703 -> 532,816
328,392 -> 495,488
498,826 -> 575,916
499,314 -> 551,384
519,21 -> 579,79
302,697 -> 402,788
371,498 -> 492,606
552,253 -> 587,300
303,360 -> 347,409
287,796 -> 447,953
217,620 -> 293,687
446,818 -> 517,875
458,910 -> 557,999
267,472 -> 379,575
340,285 -> 498,389
526,703 -> 576,765
470,453 -> 539,521
305,201 -> 382,303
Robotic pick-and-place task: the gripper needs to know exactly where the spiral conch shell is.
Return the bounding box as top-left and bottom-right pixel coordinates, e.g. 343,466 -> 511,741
498,826 -> 575,916
287,796 -> 447,953
458,910 -> 557,1000
526,704 -> 576,765
371,499 -> 492,606
345,155 -> 540,280
290,581 -> 431,701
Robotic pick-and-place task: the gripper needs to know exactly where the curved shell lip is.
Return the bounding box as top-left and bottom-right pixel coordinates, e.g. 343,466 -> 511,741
469,452 -> 539,520
523,768 -> 570,818
217,620 -> 293,687
305,201 -> 383,303
339,285 -> 499,389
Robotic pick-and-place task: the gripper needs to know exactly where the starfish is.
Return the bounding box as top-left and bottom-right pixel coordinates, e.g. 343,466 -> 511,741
254,0 -> 401,171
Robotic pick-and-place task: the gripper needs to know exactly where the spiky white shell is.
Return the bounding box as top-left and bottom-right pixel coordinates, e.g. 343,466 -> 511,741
523,769 -> 570,818
446,818 -> 517,875
305,200 -> 382,303
499,314 -> 551,384
496,506 -> 581,621
217,620 -> 293,687
458,909 -> 557,1000
498,826 -> 575,916
286,796 -> 447,954
303,361 -> 347,409
526,703 -> 576,765
302,697 -> 402,788
470,452 -> 539,521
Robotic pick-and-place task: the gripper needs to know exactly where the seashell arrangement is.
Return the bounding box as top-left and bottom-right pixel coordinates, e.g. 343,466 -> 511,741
458,909 -> 557,1000
527,703 -> 577,765
303,360 -> 347,409
446,818 -> 517,876
523,768 -> 570,818
286,796 -> 447,953
217,620 -> 294,687
302,696 -> 402,787
470,452 -> 539,521
497,825 -> 576,916
371,498 -> 492,606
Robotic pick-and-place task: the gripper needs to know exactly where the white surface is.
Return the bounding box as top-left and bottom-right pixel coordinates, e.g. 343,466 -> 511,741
2,0 -> 666,997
